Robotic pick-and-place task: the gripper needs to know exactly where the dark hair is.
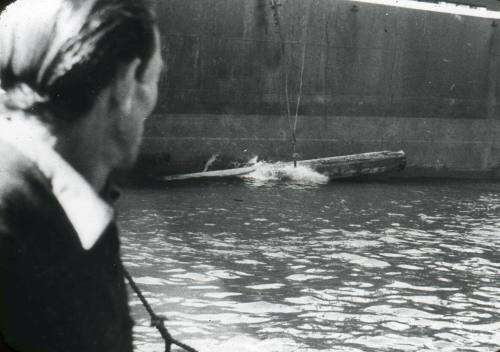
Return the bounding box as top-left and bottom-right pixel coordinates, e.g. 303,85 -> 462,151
0,0 -> 156,121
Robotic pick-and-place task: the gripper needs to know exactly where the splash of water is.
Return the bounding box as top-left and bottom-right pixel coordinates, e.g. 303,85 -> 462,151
245,155 -> 259,166
242,161 -> 329,184
203,154 -> 219,172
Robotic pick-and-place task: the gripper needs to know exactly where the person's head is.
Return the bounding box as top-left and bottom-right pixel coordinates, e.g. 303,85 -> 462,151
0,0 -> 162,170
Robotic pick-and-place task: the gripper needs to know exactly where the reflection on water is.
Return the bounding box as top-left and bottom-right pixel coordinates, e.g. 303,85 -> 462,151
118,180 -> 500,352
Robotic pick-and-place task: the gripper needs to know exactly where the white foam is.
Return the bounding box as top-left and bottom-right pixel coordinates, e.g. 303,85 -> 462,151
243,162 -> 329,184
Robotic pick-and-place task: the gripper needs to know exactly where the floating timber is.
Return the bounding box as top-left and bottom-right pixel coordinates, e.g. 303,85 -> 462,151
163,150 -> 406,181
294,150 -> 406,179
163,164 -> 260,181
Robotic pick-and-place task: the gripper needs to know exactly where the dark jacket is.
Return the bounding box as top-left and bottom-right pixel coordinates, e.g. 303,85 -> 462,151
0,140 -> 133,352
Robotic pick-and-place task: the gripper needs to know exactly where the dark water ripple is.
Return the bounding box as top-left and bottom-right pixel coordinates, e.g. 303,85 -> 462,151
118,180 -> 500,352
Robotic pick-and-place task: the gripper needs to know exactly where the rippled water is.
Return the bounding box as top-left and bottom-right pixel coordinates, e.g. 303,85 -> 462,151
118,179 -> 500,352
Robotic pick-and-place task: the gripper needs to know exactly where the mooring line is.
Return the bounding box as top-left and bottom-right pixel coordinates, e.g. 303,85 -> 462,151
271,0 -> 311,167
123,268 -> 200,352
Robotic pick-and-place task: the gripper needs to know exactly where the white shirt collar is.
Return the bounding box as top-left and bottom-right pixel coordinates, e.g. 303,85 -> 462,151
0,117 -> 114,250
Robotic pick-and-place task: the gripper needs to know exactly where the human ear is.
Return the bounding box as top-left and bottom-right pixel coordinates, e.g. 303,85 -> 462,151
112,58 -> 141,115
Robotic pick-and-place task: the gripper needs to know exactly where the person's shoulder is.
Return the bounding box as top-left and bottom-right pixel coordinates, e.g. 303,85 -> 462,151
0,140 -> 47,196
0,140 -> 53,227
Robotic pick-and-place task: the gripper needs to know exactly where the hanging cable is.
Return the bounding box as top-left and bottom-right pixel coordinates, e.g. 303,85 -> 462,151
271,0 -> 310,167
293,27 -> 308,167
270,1 -> 294,160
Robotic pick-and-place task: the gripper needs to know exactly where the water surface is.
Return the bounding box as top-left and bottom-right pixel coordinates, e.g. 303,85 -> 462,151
119,179 -> 500,352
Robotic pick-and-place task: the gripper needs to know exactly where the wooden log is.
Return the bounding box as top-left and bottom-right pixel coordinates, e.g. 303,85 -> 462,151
163,164 -> 260,181
296,150 -> 406,179
163,150 -> 406,181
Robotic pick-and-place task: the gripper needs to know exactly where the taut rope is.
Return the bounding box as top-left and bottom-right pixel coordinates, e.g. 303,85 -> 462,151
270,0 -> 310,167
123,268 -> 200,352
